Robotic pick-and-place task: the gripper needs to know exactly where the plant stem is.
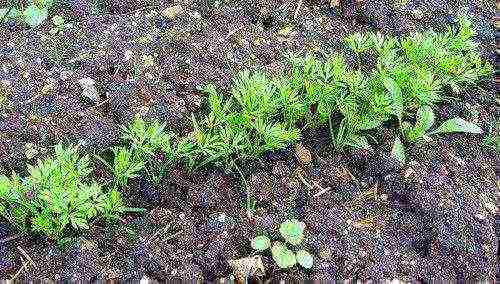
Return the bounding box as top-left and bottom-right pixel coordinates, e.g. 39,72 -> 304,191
234,163 -> 255,218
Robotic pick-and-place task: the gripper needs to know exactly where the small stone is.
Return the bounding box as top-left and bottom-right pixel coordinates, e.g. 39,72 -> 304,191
295,143 -> 312,166
140,276 -> 150,284
59,70 -> 73,81
25,142 -> 39,160
411,9 -> 424,20
475,213 -> 487,221
278,25 -> 293,37
142,55 -> 154,67
191,11 -> 201,20
78,77 -> 99,102
161,5 -> 183,20
124,50 -> 134,61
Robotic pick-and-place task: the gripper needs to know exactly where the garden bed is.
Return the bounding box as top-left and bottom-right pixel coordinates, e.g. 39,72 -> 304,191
0,0 -> 498,281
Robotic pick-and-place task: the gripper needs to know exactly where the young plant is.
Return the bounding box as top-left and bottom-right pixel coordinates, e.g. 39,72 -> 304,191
1,0 -> 56,28
250,219 -> 314,270
112,146 -> 144,188
402,106 -> 483,143
0,144 -> 128,239
482,121 -> 499,152
189,73 -> 302,171
49,14 -> 73,35
119,117 -> 176,185
344,32 -> 373,55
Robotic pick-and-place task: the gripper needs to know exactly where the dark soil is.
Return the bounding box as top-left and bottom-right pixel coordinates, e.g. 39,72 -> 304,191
0,0 -> 498,281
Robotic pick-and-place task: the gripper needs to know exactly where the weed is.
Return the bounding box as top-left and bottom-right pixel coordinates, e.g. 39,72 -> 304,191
402,106 -> 482,143
1,0 -> 56,28
49,15 -> 73,35
250,219 -> 313,269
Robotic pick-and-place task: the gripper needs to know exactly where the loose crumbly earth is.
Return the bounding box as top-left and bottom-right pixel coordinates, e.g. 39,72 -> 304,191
0,0 -> 498,281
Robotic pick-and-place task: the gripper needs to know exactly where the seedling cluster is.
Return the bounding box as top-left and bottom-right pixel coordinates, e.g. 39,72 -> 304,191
251,219 -> 314,269
0,145 -> 127,240
0,19 -> 492,251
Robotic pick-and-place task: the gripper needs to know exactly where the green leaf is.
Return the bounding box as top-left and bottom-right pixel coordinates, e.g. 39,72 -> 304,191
0,7 -> 20,20
429,118 -> 483,135
348,135 -> 372,150
251,235 -> 271,251
279,219 -> 305,245
52,15 -> 64,26
415,106 -> 435,132
23,4 -> 48,28
34,0 -> 54,8
296,250 -> 314,269
70,216 -> 89,230
271,242 -> 296,269
382,76 -> 404,121
391,136 -> 406,165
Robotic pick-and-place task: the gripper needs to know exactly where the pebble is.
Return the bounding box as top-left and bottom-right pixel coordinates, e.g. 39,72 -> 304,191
78,77 -> 99,102
295,143 -> 312,166
124,50 -> 134,61
411,9 -> 424,20
59,70 -> 73,81
161,5 -> 183,20
191,11 -> 202,20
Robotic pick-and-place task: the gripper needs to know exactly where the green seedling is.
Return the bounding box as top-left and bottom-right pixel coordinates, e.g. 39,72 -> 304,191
250,219 -> 313,270
1,0 -> 55,28
344,32 -> 373,55
49,15 -> 73,35
402,106 -> 483,143
119,117 -> 176,185
0,144 -> 130,239
111,146 -> 144,188
481,121 -> 499,152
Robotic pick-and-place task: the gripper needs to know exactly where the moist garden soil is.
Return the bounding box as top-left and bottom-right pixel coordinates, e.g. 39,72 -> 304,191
0,0 -> 498,281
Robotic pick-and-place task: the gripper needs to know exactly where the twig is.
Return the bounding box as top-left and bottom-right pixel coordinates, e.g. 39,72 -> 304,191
17,246 -> 36,269
223,26 -> 245,42
146,221 -> 172,245
294,0 -> 303,20
234,163 -> 255,218
312,181 -> 331,198
0,234 -> 20,244
89,98 -> 110,110
296,171 -> 314,190
10,256 -> 27,281
164,230 -> 183,241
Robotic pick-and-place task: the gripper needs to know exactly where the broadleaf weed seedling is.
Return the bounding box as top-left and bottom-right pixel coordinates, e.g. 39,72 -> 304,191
250,219 -> 314,269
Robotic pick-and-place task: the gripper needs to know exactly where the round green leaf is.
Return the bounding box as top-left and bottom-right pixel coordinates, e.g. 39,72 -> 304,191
52,15 -> 64,26
251,235 -> 271,251
271,242 -> 296,269
23,4 -> 48,28
279,219 -> 305,245
296,250 -> 314,269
